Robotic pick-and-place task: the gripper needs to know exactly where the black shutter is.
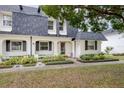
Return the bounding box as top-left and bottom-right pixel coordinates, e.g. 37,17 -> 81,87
85,40 -> 88,50
49,41 -> 52,51
23,41 -> 26,51
36,41 -> 39,51
95,41 -> 97,50
6,40 -> 10,52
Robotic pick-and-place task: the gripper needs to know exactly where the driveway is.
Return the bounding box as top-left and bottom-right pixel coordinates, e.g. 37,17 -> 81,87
0,61 -> 124,73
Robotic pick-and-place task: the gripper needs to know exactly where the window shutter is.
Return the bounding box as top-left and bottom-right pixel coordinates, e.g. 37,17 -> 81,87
85,40 -> 88,50
23,41 -> 26,51
36,41 -> 39,51
95,41 -> 97,50
6,40 -> 10,52
49,41 -> 52,51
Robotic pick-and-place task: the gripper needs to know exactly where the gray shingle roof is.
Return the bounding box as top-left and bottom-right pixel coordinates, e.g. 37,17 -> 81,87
76,32 -> 107,41
0,5 -> 107,41
0,5 -> 45,16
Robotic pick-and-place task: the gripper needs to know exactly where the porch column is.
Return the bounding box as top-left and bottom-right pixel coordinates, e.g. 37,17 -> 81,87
53,41 -> 58,55
72,41 -> 75,57
0,40 -> 3,62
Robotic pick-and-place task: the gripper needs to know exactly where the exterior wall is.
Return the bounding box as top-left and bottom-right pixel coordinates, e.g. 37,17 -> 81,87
102,33 -> 124,53
0,34 -> 31,57
0,34 -> 102,59
75,40 -> 101,57
32,36 -> 72,56
0,34 -> 73,58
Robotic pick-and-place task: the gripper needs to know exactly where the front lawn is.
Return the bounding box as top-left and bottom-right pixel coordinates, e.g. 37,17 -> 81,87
0,64 -> 124,88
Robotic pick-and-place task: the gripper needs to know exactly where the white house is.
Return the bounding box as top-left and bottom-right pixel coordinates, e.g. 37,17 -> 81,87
0,5 -> 107,62
102,29 -> 124,53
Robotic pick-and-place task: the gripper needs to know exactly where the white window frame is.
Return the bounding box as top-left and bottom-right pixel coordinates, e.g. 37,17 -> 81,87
10,41 -> 23,52
3,15 -> 12,27
59,22 -> 64,31
39,41 -> 49,51
87,41 -> 95,50
48,20 -> 54,30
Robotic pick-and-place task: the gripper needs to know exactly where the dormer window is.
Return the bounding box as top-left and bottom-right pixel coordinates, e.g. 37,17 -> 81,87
48,21 -> 54,30
59,22 -> 63,31
3,15 -> 12,27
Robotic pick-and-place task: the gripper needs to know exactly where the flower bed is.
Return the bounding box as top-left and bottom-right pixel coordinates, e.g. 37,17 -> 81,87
42,55 -> 74,65
0,56 -> 37,69
78,54 -> 119,63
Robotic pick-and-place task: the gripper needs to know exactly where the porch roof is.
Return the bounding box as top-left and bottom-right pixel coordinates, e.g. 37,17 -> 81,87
75,32 -> 107,41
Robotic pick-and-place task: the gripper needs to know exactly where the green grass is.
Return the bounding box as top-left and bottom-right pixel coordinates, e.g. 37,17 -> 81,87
113,56 -> 124,60
0,64 -> 124,88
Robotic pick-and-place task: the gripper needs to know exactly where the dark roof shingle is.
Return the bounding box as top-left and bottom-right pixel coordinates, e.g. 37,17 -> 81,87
76,32 -> 107,41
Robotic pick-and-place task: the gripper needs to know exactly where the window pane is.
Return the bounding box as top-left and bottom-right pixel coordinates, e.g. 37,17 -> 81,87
11,42 -> 22,51
59,22 -> 63,30
40,42 -> 48,50
87,41 -> 95,50
3,15 -> 12,26
48,21 -> 53,30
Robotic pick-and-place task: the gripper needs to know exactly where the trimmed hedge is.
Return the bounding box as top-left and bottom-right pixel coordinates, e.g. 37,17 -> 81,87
79,54 -> 119,63
44,61 -> 74,65
0,56 -> 37,66
113,53 -> 124,56
78,59 -> 119,63
42,55 -> 66,63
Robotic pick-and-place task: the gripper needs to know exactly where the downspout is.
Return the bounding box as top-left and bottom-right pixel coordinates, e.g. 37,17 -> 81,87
72,38 -> 76,58
30,36 -> 32,56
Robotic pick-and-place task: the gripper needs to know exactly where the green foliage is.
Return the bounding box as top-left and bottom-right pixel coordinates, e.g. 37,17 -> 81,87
41,5 -> 124,32
42,55 -> 66,63
45,60 -> 74,65
105,47 -> 114,54
80,54 -> 109,61
0,56 -> 37,66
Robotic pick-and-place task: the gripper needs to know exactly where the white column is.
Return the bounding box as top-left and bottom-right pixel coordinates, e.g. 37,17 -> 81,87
53,41 -> 58,55
72,41 -> 75,57
0,40 -> 3,62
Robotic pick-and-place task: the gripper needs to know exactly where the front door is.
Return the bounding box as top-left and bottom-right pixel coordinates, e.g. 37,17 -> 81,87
60,42 -> 65,54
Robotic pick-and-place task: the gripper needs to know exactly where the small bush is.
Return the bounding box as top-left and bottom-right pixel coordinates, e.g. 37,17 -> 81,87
80,54 -> 107,61
113,53 -> 124,56
42,55 -> 66,63
0,56 -> 37,66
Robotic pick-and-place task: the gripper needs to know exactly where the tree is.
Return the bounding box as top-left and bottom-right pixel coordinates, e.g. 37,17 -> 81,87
41,5 -> 124,33
104,46 -> 113,54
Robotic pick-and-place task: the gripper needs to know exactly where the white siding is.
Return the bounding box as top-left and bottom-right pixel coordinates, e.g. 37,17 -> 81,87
75,40 -> 101,57
102,33 -> 124,53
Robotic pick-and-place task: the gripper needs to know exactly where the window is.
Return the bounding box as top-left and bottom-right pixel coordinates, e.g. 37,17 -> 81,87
87,41 -> 95,50
59,22 -> 63,31
40,42 -> 49,50
11,42 -> 22,51
48,21 -> 54,30
85,41 -> 96,50
3,15 -> 12,26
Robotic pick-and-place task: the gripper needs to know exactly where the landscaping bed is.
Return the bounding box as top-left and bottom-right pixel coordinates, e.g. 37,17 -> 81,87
0,56 -> 37,69
78,54 -> 119,63
41,55 -> 74,65
44,61 -> 74,65
78,59 -> 119,63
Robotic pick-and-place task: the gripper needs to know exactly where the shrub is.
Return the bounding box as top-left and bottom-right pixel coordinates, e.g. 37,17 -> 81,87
113,53 -> 124,56
104,47 -> 113,54
0,56 -> 37,66
42,55 -> 66,63
80,54 -> 106,61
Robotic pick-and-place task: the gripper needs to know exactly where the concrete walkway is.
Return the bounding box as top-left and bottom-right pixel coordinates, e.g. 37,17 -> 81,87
0,61 -> 124,73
